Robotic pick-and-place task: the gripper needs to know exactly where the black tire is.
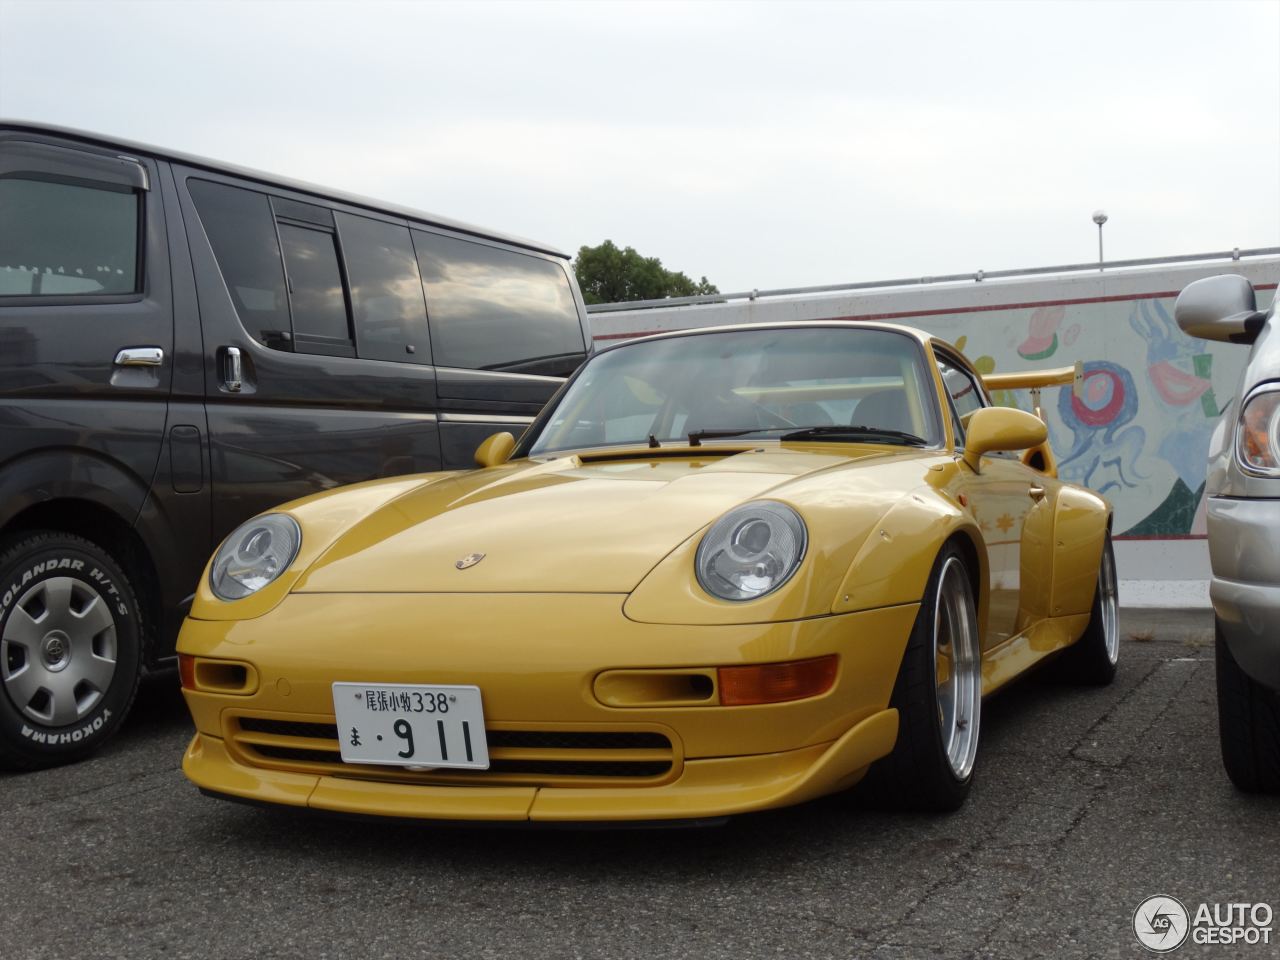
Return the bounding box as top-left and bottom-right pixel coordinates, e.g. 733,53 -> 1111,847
860,542 -> 981,812
1216,618 -> 1280,793
0,531 -> 142,769
1054,529 -> 1119,686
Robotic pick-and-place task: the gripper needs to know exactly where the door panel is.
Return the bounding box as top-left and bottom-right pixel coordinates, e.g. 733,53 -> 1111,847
0,135 -> 171,523
174,166 -> 443,544
433,366 -> 563,408
438,412 -> 538,468
1017,478 -> 1059,632
958,457 -> 1034,648
206,404 -> 439,539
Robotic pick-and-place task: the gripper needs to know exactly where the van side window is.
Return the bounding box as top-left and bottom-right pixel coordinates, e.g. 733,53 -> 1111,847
336,213 -> 430,364
276,221 -> 353,355
187,178 -> 292,342
0,177 -> 139,296
412,230 -> 585,377
191,180 -> 353,356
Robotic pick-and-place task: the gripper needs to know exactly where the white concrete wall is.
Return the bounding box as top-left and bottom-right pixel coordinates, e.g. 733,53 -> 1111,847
590,258 -> 1280,564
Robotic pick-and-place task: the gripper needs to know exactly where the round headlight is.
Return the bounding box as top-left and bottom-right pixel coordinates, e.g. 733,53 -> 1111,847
695,501 -> 808,601
210,514 -> 302,601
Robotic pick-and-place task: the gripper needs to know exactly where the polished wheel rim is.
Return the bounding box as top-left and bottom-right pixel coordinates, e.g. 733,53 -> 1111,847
1100,542 -> 1119,665
1,577 -> 118,726
933,556 -> 981,780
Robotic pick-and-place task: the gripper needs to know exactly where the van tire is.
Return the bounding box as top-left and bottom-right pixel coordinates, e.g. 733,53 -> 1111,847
1216,619 -> 1280,794
0,531 -> 142,769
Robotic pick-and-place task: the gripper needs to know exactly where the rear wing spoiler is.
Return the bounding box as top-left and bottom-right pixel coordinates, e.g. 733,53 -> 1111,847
982,361 -> 1084,396
981,360 -> 1084,426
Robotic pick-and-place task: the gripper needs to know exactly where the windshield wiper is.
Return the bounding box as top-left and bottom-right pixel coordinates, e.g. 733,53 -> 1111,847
687,425 -> 928,447
780,425 -> 929,446
686,428 -> 775,446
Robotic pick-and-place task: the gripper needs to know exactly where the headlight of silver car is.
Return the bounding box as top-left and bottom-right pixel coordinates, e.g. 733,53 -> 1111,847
1237,387 -> 1280,476
695,501 -> 808,601
210,514 -> 302,601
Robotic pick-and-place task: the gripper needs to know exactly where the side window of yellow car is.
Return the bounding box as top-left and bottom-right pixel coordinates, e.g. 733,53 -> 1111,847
936,355 -> 988,448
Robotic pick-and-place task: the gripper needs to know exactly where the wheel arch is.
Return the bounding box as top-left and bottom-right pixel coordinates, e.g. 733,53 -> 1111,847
1049,486 -> 1111,618
1,498 -> 161,663
831,487 -> 990,626
0,447 -> 189,664
944,526 -> 989,641
0,447 -> 155,530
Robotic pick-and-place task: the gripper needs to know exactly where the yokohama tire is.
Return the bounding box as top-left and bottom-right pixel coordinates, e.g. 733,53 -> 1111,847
0,531 -> 142,769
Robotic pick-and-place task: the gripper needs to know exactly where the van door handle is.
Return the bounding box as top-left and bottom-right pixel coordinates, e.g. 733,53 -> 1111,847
1029,484 -> 1047,502
222,346 -> 243,392
114,346 -> 164,367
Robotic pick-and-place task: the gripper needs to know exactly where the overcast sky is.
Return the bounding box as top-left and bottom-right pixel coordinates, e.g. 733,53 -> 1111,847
2,0 -> 1277,293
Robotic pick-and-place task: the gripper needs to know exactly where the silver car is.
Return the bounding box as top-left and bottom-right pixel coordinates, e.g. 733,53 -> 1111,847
1176,275 -> 1280,793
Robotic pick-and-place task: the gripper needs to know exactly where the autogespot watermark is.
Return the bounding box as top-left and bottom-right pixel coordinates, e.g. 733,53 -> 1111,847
1133,895 -> 1274,952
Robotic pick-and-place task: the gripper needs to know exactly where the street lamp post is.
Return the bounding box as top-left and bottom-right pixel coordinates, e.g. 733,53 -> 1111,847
1092,210 -> 1108,271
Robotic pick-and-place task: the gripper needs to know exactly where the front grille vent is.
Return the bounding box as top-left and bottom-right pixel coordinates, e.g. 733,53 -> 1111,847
226,715 -> 678,787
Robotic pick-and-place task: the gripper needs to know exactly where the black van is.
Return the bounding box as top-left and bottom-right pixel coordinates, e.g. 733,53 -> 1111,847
0,121 -> 591,768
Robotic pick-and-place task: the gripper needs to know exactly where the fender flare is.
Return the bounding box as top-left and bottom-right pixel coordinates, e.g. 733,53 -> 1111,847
831,487 -> 989,634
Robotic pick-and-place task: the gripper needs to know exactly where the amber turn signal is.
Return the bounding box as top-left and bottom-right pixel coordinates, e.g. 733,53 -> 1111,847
1239,390 -> 1280,473
178,653 -> 196,691
717,655 -> 838,706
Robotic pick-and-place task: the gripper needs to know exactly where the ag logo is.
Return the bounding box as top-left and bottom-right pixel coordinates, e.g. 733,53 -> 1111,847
455,553 -> 485,570
1134,895 -> 1190,953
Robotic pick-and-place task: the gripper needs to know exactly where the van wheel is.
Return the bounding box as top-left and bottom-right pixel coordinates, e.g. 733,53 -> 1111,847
0,532 -> 142,769
859,542 -> 981,812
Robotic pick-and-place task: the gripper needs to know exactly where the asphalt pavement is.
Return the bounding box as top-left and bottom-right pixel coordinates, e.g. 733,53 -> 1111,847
3,608 -> 1276,960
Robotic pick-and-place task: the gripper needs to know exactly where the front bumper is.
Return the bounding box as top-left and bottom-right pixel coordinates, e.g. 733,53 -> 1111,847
178,593 -> 917,821
184,709 -> 898,822
1207,496 -> 1280,690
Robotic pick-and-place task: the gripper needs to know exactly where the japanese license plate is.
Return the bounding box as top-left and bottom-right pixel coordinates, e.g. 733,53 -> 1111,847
332,682 -> 490,769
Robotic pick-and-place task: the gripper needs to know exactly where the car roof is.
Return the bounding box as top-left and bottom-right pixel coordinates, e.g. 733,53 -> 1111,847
595,319 -> 964,362
0,119 -> 569,260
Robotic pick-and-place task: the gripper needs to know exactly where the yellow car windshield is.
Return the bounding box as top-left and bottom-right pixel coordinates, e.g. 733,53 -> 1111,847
528,326 -> 941,456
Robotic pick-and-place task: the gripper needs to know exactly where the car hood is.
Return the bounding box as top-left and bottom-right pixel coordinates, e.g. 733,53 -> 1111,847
291,446 -> 895,594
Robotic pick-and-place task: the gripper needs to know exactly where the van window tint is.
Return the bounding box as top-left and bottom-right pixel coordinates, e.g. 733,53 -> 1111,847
278,223 -> 351,348
412,231 -> 584,375
187,179 -> 291,341
336,213 -> 429,364
0,177 -> 138,296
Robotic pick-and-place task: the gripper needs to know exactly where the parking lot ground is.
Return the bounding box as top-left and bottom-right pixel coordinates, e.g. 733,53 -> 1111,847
2,607 -> 1276,960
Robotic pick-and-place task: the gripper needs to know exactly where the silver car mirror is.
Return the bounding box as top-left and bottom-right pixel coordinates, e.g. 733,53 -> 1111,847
1174,274 -> 1267,344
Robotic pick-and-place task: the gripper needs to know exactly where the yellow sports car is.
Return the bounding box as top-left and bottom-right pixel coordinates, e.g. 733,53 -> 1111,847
178,322 -> 1117,822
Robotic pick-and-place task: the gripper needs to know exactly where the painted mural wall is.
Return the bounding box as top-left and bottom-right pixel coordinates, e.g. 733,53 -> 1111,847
894,297 -> 1243,536
588,259 -> 1280,540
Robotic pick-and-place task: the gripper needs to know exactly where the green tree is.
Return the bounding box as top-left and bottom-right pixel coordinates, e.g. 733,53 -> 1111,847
573,240 -> 719,305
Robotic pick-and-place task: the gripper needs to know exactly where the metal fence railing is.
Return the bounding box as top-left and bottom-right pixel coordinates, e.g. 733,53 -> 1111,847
584,246 -> 1280,314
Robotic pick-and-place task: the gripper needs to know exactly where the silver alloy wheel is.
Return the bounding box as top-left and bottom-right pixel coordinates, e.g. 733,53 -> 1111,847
933,556 -> 981,780
1100,541 -> 1119,665
0,576 -> 118,726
